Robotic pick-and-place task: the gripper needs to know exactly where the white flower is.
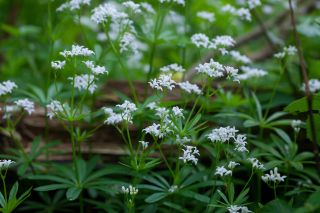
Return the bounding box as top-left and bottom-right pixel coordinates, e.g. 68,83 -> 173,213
51,60 -> 66,70
143,123 -> 161,137
291,120 -> 303,132
207,126 -> 238,143
179,145 -> 200,165
91,3 -> 128,24
172,106 -> 184,118
103,100 -> 137,124
143,123 -> 171,138
121,185 -> 138,195
302,79 -> 320,93
178,81 -> 202,95
155,107 -> 169,119
210,35 -> 235,49
274,45 -> 297,58
262,167 -> 286,183
247,0 -> 261,9
229,51 -> 251,64
139,141 -> 149,150
222,5 -> 251,21
224,66 -> 239,82
197,11 -> 215,23
168,185 -> 178,193
47,100 -> 64,119
123,1 -> 141,14
227,205 -> 252,213
60,45 -> 94,58
234,134 -> 248,152
160,64 -> 185,73
120,33 -> 139,54
83,61 -> 108,75
159,0 -> 185,6
14,99 -> 35,115
237,66 -> 267,80
141,3 -> 155,14
0,81 -> 17,96
195,59 -> 224,78
116,100 -> 137,122
228,161 -> 240,169
146,102 -> 158,110
103,107 -> 123,125
176,136 -> 191,144
191,33 -> 210,48
57,0 -> 91,12
149,74 -> 176,91
215,166 -> 232,176
70,74 -> 97,94
1,105 -> 19,119
0,160 -> 15,170
248,158 -> 265,170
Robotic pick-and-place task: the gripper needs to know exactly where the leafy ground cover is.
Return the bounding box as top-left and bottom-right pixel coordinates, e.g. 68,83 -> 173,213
1,0 -> 320,212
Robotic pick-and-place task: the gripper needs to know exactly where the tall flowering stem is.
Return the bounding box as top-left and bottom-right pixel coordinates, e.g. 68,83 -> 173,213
288,0 -> 320,172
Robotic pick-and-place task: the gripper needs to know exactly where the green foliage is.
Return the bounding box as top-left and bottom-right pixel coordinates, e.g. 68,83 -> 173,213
0,182 -> 31,213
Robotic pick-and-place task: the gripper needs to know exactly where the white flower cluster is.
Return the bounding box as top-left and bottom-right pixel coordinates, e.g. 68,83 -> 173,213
160,64 -> 185,73
60,45 -> 94,58
0,159 -> 15,170
51,60 -> 66,70
120,33 -> 140,54
211,35 -> 236,50
141,3 -> 155,14
57,0 -> 91,12
0,81 -> 17,96
227,205 -> 252,213
247,0 -> 261,9
168,185 -> 178,193
143,105 -> 185,138
103,100 -> 137,125
83,61 -> 108,75
191,34 -> 236,54
0,105 -> 19,119
222,4 -> 251,21
196,59 -> 238,81
237,66 -> 267,80
176,135 -> 191,144
14,99 -> 35,115
197,11 -> 215,23
122,1 -> 142,14
302,79 -> 320,93
178,81 -> 202,95
274,45 -> 297,59
159,0 -> 185,6
229,51 -> 251,64
248,158 -> 265,170
91,3 -> 128,24
47,100 -> 64,119
70,74 -> 96,94
121,185 -> 138,195
207,126 -> 248,152
291,120 -> 303,132
149,73 -> 176,91
143,123 -> 164,138
215,161 -> 239,177
139,141 -> 149,150
207,126 -> 238,143
215,166 -> 232,177
179,145 -> 200,165
262,167 -> 286,183
191,33 -> 210,48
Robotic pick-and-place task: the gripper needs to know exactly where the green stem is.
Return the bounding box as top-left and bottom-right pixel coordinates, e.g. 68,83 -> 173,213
104,29 -> 138,103
1,172 -> 7,201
